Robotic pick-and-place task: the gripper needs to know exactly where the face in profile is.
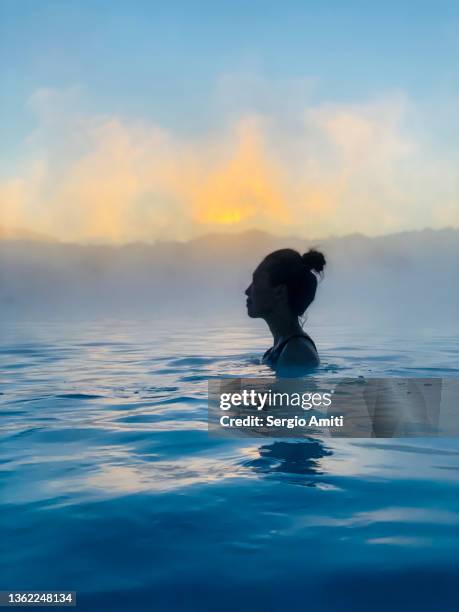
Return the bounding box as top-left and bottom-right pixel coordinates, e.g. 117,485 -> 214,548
245,263 -> 284,319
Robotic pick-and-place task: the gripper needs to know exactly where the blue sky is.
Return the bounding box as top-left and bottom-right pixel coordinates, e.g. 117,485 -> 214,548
1,1 -> 458,241
2,1 -> 458,136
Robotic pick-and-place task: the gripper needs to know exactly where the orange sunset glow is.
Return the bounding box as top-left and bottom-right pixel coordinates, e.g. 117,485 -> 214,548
2,90 -> 456,245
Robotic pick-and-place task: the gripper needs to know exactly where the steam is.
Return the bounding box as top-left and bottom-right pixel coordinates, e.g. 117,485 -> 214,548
0,86 -> 457,243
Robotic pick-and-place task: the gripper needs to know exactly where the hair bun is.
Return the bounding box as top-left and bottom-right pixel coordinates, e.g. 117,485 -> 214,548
302,249 -> 326,274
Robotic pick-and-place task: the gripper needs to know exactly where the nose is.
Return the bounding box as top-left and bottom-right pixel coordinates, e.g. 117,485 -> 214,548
245,285 -> 251,297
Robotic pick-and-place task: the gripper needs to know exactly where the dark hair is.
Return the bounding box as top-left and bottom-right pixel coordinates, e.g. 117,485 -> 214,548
263,248 -> 326,316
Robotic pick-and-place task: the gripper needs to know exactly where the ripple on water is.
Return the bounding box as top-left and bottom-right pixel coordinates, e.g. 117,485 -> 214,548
0,320 -> 458,610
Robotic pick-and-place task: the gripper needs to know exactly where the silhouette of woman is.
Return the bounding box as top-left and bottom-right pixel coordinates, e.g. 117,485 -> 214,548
245,248 -> 326,371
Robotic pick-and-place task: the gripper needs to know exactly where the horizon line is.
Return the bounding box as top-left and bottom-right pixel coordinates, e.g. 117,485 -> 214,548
0,224 -> 458,248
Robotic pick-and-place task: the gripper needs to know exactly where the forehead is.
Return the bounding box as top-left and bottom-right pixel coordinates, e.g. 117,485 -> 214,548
253,262 -> 271,283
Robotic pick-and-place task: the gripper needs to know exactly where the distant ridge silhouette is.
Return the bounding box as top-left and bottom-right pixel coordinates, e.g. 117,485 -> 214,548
1,225 -> 457,247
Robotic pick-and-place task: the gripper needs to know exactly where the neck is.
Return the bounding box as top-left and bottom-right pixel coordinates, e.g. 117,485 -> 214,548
265,313 -> 303,345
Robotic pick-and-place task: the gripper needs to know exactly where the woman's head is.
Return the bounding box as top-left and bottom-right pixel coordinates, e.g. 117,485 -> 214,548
245,248 -> 326,319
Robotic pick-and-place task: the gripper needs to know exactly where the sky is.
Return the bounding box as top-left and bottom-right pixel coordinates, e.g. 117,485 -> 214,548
0,0 -> 458,243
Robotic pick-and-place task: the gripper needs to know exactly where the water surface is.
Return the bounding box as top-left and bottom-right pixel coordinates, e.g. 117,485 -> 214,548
1,318 -> 458,611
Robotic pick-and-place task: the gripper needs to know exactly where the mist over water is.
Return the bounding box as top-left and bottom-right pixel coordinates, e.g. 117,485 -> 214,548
1,228 -> 458,328
1,228 -> 458,610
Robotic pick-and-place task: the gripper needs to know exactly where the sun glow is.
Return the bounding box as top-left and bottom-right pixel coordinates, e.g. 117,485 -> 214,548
190,119 -> 289,227
1,90 -> 457,243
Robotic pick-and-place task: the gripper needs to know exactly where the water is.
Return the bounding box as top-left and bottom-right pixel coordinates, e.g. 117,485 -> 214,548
1,317 -> 458,611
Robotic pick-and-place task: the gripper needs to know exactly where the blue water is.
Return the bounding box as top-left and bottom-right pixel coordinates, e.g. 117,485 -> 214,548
1,318 -> 458,611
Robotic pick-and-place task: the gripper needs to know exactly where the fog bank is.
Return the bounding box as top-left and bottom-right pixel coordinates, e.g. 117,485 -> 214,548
1,228 -> 457,328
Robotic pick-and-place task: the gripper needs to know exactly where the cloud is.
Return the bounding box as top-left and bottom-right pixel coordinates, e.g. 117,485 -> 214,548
0,86 -> 457,243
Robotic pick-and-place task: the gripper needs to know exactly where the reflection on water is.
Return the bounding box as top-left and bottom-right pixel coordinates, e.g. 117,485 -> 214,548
245,440 -> 333,486
0,317 -> 458,611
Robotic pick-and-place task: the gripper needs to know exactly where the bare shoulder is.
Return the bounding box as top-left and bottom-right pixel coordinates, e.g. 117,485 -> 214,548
277,336 -> 319,368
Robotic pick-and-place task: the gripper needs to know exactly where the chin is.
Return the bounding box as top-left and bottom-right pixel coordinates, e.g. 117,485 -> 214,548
246,300 -> 263,318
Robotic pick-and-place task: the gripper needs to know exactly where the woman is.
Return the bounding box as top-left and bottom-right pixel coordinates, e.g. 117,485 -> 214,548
245,248 -> 326,371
